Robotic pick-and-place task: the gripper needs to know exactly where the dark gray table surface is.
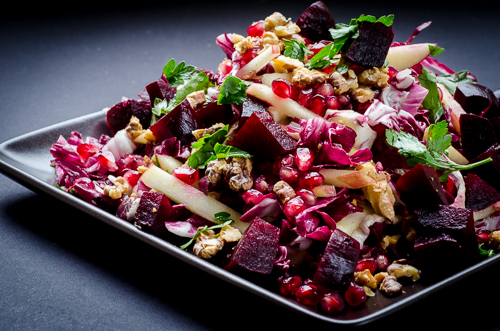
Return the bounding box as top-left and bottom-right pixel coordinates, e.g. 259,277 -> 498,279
2,1 -> 500,330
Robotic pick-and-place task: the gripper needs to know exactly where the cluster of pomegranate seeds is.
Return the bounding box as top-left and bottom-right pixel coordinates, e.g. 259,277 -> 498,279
279,275 -> 303,296
172,166 -> 199,185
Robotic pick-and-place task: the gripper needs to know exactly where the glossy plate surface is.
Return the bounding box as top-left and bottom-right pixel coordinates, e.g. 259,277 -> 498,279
0,110 -> 498,326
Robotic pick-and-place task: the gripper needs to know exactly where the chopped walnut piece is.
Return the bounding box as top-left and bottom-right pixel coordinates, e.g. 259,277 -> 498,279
379,275 -> 402,295
489,231 -> 500,250
387,263 -> 420,282
193,229 -> 224,259
205,157 -> 253,192
274,22 -> 301,38
273,180 -> 296,204
354,269 -> 378,289
125,116 -> 156,145
234,36 -> 259,55
351,85 -> 375,103
262,31 -> 282,48
192,123 -> 225,141
380,234 -> 401,250
186,90 -> 206,111
292,67 -> 329,86
264,12 -> 290,31
374,271 -> 389,284
358,67 -> 389,88
330,69 -> 358,95
103,177 -> 132,200
271,55 -> 304,73
219,225 -> 242,243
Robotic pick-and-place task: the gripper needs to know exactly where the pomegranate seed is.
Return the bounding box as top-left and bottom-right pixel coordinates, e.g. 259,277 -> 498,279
325,95 -> 339,110
375,253 -> 390,272
345,281 -> 367,307
477,232 -> 490,245
279,275 -> 303,296
298,87 -> 314,107
298,171 -> 324,190
316,82 -> 335,97
280,154 -> 295,167
337,94 -> 351,110
77,143 -> 99,160
357,101 -> 373,113
284,196 -> 306,217
172,166 -> 199,185
295,147 -> 314,171
272,78 -> 293,98
122,169 -> 141,187
247,20 -> 265,37
309,94 -> 326,116
321,291 -> 346,314
355,257 -> 377,274
241,189 -> 264,205
295,284 -> 322,306
290,84 -> 301,101
279,166 -> 300,183
295,189 -> 317,206
253,175 -> 271,193
217,60 -> 233,75
387,66 -> 398,79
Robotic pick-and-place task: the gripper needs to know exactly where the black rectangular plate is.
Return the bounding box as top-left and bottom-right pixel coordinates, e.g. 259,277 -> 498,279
1,110 -> 498,326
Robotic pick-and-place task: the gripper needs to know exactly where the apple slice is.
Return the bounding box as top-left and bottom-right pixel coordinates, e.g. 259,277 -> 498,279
261,72 -> 293,87
385,43 -> 436,71
140,166 -> 248,232
237,45 -> 281,79
246,83 -> 320,120
438,83 -> 466,134
154,154 -> 183,173
319,168 -> 376,189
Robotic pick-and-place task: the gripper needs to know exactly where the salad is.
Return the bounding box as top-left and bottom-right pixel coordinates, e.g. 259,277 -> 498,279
49,1 -> 500,316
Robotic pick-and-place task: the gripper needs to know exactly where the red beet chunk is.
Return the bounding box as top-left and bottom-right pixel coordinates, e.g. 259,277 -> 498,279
465,143 -> 500,191
296,1 -> 336,42
145,76 -> 176,107
454,83 -> 500,118
194,101 -> 234,128
395,163 -> 449,212
464,173 -> 500,211
229,110 -> 298,160
460,113 -> 497,162
313,229 -> 360,288
106,99 -> 152,136
225,217 -> 280,275
344,21 -> 394,68
416,205 -> 477,258
413,233 -> 466,276
239,96 -> 268,127
134,192 -> 173,238
149,99 -> 198,145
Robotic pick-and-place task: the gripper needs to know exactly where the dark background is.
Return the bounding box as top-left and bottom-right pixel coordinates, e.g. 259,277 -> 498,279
1,1 -> 500,330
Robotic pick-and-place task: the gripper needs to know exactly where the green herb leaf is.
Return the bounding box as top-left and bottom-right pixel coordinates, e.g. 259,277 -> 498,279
187,125 -> 229,169
479,243 -> 496,257
217,76 -> 252,105
385,123 -> 493,181
429,45 -> 445,56
283,39 -> 313,62
214,211 -> 231,223
180,218 -> 235,250
436,70 -> 473,95
418,68 -> 445,124
306,42 -> 335,70
163,58 -> 197,87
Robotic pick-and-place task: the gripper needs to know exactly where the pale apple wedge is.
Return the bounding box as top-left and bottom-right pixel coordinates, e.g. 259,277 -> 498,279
141,166 -> 248,232
246,83 -> 320,120
319,168 -> 376,189
438,82 -> 466,134
237,45 -> 281,80
386,43 -> 437,71
154,154 -> 183,173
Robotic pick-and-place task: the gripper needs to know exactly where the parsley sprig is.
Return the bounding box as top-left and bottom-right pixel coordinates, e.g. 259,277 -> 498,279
217,76 -> 252,105
283,39 -> 313,62
386,120 -> 492,181
179,212 -> 234,249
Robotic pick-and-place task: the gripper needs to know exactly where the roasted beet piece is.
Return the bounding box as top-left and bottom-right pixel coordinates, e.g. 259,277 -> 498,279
134,192 -> 173,238
144,76 -> 176,107
454,82 -> 500,118
460,113 -> 497,161
296,1 -> 336,42
194,101 -> 234,128
395,163 -> 449,212
225,217 -> 280,275
343,21 -> 394,68
239,96 -> 268,127
229,110 -> 298,160
464,143 -> 500,191
464,173 -> 500,211
415,205 -> 477,260
313,229 -> 360,288
106,99 -> 152,136
149,99 -> 198,145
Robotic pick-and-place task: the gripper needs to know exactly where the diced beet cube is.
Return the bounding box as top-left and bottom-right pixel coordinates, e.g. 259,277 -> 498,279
460,113 -> 497,162
225,217 -> 280,275
106,99 -> 152,136
454,82 -> 500,118
229,110 -> 298,160
415,205 -> 477,258
149,99 -> 199,145
145,76 -> 176,107
313,229 -> 360,288
239,96 -> 268,127
464,173 -> 500,211
296,1 -> 336,42
194,101 -> 234,128
464,143 -> 500,191
395,163 -> 449,212
413,233 -> 466,276
344,21 -> 394,68
134,191 -> 173,238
